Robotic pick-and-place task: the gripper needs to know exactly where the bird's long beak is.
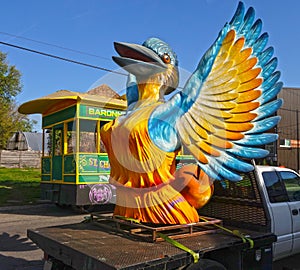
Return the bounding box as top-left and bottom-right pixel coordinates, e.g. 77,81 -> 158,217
112,42 -> 167,78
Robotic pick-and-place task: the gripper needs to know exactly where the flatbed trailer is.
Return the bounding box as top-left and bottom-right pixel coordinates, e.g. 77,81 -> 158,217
28,168 -> 278,270
28,216 -> 275,270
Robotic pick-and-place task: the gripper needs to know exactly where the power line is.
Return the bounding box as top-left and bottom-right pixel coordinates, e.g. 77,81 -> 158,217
0,40 -> 127,76
0,39 -> 188,90
0,31 -> 111,61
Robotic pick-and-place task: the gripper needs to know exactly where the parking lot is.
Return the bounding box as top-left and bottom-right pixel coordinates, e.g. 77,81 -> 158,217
0,203 -> 299,270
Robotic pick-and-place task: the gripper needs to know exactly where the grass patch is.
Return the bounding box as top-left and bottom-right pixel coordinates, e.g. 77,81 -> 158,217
0,167 -> 41,206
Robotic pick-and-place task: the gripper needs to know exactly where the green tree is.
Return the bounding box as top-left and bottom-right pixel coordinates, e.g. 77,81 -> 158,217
0,51 -> 35,149
0,52 -> 21,102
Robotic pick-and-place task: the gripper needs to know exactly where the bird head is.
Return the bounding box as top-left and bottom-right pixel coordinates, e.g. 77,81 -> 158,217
113,37 -> 179,96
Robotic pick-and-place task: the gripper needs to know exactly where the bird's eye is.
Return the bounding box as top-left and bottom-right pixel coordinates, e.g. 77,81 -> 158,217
161,53 -> 171,64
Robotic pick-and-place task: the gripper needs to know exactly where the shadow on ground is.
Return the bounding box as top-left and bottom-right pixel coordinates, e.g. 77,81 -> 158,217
0,203 -> 114,217
0,232 -> 43,270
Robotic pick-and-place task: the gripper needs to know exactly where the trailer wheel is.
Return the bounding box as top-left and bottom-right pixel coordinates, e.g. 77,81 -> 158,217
71,205 -> 95,214
184,259 -> 227,270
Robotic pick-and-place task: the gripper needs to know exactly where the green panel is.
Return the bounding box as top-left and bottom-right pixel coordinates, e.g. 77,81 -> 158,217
41,175 -> 51,181
79,154 -> 110,173
64,155 -> 76,174
42,157 -> 51,174
79,174 -> 110,184
176,155 -> 195,162
79,104 -> 124,120
64,175 -> 76,183
176,155 -> 196,169
43,105 -> 76,127
52,156 -> 63,180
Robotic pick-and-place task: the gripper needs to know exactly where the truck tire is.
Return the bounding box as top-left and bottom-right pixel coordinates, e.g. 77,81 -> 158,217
184,259 -> 227,270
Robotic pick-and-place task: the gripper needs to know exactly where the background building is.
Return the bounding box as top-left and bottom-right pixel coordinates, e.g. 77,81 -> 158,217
6,131 -> 44,151
277,87 -> 300,172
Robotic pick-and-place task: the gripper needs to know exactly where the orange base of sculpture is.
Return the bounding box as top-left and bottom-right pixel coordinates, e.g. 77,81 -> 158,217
113,164 -> 214,225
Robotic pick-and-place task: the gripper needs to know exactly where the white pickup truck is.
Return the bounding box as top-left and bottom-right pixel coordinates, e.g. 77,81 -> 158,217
198,164 -> 300,262
255,165 -> 300,261
28,164 -> 300,270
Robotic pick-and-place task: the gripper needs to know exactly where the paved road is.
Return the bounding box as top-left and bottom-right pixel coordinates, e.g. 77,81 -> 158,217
0,204 -> 86,270
0,203 -> 300,270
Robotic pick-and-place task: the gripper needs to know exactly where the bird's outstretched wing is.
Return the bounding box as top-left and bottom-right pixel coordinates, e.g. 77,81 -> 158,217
149,2 -> 283,181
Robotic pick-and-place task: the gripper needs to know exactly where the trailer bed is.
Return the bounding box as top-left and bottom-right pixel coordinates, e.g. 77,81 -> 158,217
28,216 -> 276,270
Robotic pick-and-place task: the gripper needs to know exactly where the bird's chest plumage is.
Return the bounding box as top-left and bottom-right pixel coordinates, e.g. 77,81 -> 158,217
101,104 -> 178,187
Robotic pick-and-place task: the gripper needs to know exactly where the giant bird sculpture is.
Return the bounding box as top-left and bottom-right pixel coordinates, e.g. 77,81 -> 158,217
101,2 -> 283,224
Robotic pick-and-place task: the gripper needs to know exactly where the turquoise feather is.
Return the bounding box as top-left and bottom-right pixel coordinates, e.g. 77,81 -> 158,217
228,145 -> 269,159
258,82 -> 283,104
237,134 -> 278,146
246,116 -> 281,134
254,99 -> 283,121
245,19 -> 262,47
258,47 -> 274,66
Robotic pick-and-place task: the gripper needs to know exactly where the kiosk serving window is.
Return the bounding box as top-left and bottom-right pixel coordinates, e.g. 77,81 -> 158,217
66,121 -> 76,154
79,119 -> 97,153
100,120 -> 109,153
54,128 -> 62,156
43,129 -> 52,157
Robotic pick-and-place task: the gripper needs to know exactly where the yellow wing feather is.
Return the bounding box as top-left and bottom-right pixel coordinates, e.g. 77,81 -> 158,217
237,78 -> 262,93
205,81 -> 239,95
234,48 -> 252,66
182,115 -> 208,140
235,57 -> 258,74
177,27 -> 265,164
225,122 -> 254,132
230,102 -> 259,113
195,141 -> 221,157
238,68 -> 261,83
236,90 -> 261,103
229,38 -> 245,59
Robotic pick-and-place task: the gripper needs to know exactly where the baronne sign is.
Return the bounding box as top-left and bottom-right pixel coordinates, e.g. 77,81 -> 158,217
80,105 -> 125,120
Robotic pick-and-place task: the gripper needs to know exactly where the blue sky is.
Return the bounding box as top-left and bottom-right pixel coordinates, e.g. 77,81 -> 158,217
0,0 -> 299,130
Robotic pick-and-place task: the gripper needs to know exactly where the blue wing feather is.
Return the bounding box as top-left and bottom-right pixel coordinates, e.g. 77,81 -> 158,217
262,71 -> 281,92
227,145 -> 269,159
246,116 -> 281,134
237,133 -> 278,146
148,94 -> 182,152
217,153 -> 254,172
258,82 -> 283,104
126,74 -> 139,109
253,33 -> 269,55
258,47 -> 274,66
254,99 -> 283,121
200,158 -> 243,181
262,58 -> 277,78
229,2 -> 245,30
198,162 -> 223,181
194,26 -> 229,82
245,19 -> 262,47
239,7 -> 255,36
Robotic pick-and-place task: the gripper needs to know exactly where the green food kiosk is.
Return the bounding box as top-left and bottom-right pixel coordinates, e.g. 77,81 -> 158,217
18,86 -> 126,211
